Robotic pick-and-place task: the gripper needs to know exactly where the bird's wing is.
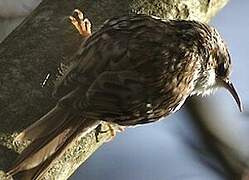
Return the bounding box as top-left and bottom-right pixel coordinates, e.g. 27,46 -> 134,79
81,34 -> 201,125
53,14 -> 163,98
54,15 -> 200,125
84,70 -> 155,125
83,59 -> 198,126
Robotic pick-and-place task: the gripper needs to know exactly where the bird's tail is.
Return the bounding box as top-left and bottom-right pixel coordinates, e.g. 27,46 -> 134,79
7,105 -> 99,180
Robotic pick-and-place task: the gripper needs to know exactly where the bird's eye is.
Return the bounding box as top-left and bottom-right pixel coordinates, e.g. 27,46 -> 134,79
216,63 -> 227,77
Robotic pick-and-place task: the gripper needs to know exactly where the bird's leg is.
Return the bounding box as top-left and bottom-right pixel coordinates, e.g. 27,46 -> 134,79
95,123 -> 125,142
94,124 -> 103,142
69,9 -> 91,38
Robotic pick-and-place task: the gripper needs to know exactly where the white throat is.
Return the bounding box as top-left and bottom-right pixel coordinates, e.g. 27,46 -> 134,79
191,68 -> 218,96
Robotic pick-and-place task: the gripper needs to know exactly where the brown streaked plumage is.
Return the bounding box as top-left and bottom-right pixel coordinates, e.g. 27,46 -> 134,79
7,9 -> 242,179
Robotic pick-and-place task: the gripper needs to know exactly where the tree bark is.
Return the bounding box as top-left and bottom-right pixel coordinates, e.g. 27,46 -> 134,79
0,0 -> 228,179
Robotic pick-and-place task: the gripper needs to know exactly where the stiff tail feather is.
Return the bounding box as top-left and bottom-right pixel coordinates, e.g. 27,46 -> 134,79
7,105 -> 99,179
14,106 -> 70,143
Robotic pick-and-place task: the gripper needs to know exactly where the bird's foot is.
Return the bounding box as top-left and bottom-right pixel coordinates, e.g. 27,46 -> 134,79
69,9 -> 91,37
95,123 -> 125,142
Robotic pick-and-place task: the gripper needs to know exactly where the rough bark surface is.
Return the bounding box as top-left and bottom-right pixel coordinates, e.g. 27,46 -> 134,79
0,0 -> 228,179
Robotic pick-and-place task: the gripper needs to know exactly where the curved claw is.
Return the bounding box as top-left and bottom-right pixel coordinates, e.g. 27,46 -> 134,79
69,9 -> 92,37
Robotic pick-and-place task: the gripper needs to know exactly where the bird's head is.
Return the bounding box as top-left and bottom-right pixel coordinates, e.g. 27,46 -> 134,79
192,26 -> 243,112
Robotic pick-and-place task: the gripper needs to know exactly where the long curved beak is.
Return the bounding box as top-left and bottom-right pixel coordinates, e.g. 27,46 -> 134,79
220,78 -> 243,112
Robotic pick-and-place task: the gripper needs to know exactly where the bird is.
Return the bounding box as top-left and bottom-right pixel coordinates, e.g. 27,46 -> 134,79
7,9 -> 242,179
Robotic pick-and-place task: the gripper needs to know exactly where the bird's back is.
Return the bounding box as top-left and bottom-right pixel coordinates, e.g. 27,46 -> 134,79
54,15 -> 203,125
